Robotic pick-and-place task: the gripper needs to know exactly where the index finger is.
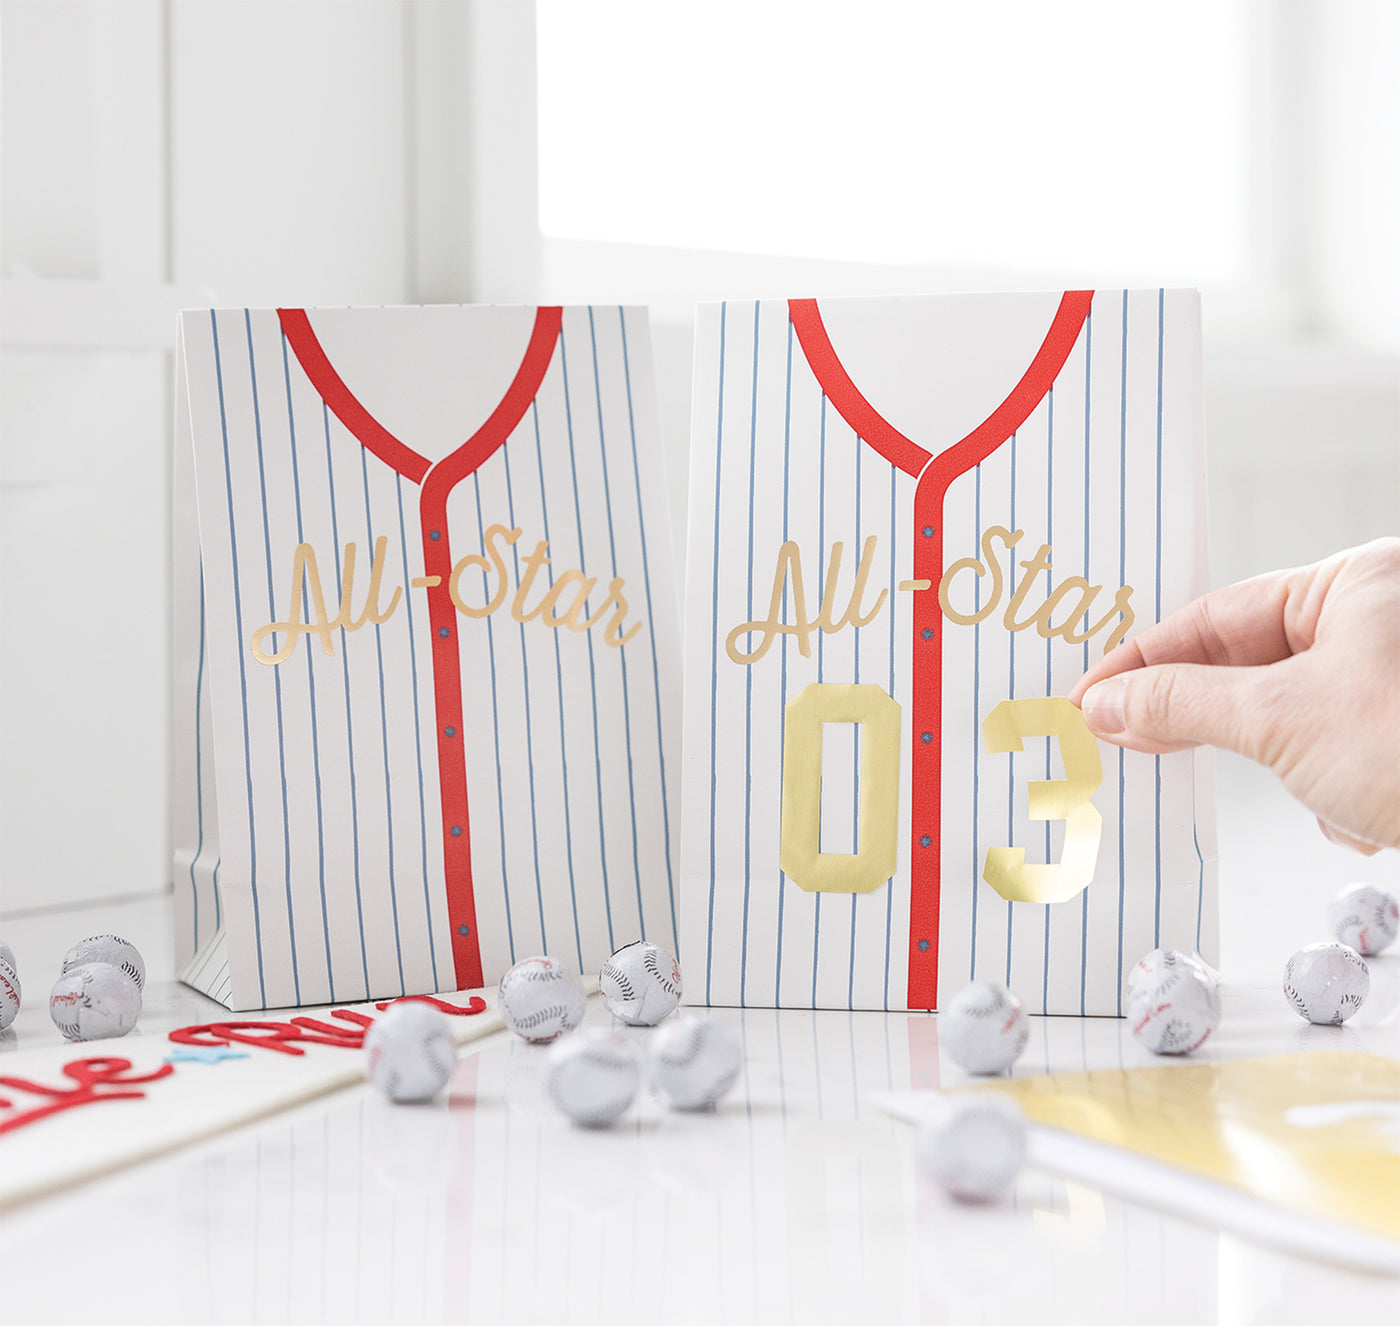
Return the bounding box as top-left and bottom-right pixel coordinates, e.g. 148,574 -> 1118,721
1067,567 -> 1296,705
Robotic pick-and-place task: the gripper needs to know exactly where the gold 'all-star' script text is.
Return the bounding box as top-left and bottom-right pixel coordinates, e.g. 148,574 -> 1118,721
937,525 -> 1134,650
725,526 -> 1134,667
250,525 -> 642,666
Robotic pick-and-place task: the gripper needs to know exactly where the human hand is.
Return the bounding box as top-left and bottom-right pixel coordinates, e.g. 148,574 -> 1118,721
1068,539 -> 1400,854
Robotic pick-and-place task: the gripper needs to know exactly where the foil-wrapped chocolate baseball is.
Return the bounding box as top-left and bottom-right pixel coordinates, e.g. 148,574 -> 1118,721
49,963 -> 142,1041
61,933 -> 146,992
917,1093 -> 1027,1203
1327,883 -> 1399,958
940,981 -> 1029,1074
0,939 -> 15,972
1284,942 -> 1370,1025
1126,948 -> 1221,1054
497,956 -> 587,1043
364,1002 -> 458,1103
0,957 -> 20,1032
599,940 -> 682,1026
647,1016 -> 742,1110
546,1028 -> 641,1127
1127,946 -> 1220,999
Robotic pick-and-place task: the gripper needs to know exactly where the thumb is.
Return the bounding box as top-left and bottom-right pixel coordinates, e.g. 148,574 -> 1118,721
1316,817 -> 1383,857
1078,662 -> 1282,759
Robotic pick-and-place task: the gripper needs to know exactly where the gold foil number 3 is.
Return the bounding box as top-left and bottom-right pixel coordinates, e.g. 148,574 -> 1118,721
981,697 -> 1103,905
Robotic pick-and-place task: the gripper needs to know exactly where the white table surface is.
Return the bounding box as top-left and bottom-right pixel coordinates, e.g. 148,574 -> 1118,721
2,752 -> 1399,1326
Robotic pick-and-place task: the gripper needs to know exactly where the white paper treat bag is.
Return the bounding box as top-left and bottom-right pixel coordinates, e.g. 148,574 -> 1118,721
681,291 -> 1217,1014
173,306 -> 681,1010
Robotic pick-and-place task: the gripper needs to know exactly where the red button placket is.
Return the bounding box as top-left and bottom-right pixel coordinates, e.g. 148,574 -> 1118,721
420,491 -> 482,992
278,305 -> 564,996
906,470 -> 946,1010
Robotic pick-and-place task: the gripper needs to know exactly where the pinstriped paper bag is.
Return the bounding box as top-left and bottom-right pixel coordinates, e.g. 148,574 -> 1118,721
682,290 -> 1217,1014
173,306 -> 681,1010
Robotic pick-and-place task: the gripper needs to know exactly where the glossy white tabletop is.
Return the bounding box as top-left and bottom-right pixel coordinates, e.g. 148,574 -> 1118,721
3,753 -> 1399,1326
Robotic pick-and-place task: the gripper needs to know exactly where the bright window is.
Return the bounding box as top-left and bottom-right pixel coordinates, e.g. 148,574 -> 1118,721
538,0 -> 1249,284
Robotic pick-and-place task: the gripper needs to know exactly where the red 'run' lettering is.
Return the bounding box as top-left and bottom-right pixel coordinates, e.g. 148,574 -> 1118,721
167,994 -> 488,1056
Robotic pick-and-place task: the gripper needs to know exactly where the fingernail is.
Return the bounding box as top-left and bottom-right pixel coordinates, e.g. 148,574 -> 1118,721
1081,678 -> 1127,735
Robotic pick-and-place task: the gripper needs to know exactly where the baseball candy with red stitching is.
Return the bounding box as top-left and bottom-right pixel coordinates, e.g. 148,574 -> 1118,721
61,934 -> 146,992
940,982 -> 1030,1075
1327,883 -> 1399,958
49,963 -> 142,1041
364,1002 -> 458,1103
1284,942 -> 1370,1025
599,941 -> 682,1026
546,1028 -> 641,1127
647,1017 -> 742,1110
0,957 -> 20,1032
1126,950 -> 1220,1055
1126,946 -> 1220,1002
917,1093 -> 1027,1203
497,956 -> 587,1044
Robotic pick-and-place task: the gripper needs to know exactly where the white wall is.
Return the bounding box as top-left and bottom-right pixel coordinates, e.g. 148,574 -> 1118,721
1,0 -> 426,913
3,1 -> 176,913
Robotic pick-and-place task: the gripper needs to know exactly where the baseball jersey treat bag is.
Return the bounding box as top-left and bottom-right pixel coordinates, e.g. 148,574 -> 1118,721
174,305 -> 680,1010
682,291 -> 1216,1014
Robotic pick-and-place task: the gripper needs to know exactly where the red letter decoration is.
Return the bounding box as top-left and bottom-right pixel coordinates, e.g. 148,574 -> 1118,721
167,994 -> 488,1056
0,1057 -> 176,1137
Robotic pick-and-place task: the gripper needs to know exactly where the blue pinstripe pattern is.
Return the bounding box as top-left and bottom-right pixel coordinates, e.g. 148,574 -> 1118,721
558,328 -> 609,964
1194,817 -> 1206,952
359,446 -> 406,995
740,301 -> 760,1006
189,569 -> 207,953
502,444 -> 570,964
186,943 -> 218,984
1117,291 -> 1129,1014
1080,307 -> 1093,1016
210,310 -> 266,1007
587,309 -> 644,946
245,312 -> 300,1005
1154,289 -> 1165,946
883,464 -> 895,1011
813,393 -> 828,1009
848,430 -> 863,1011
884,464 -> 896,1008
209,961 -> 230,1002
775,317 -> 794,1005
530,400 -> 577,963
472,472 -> 519,964
280,335 -> 336,1002
1043,388 -> 1054,1015
616,309 -> 677,950
970,463 -> 982,980
188,947 -> 218,987
1005,431 -> 1018,988
188,934 -> 223,986
323,401 -> 371,999
705,305 -> 728,1004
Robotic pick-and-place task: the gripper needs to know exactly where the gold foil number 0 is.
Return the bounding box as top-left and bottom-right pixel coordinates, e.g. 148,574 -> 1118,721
780,683 -> 901,894
981,697 -> 1103,904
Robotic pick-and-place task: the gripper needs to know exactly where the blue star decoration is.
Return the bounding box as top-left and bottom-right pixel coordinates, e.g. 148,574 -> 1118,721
164,1045 -> 251,1065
